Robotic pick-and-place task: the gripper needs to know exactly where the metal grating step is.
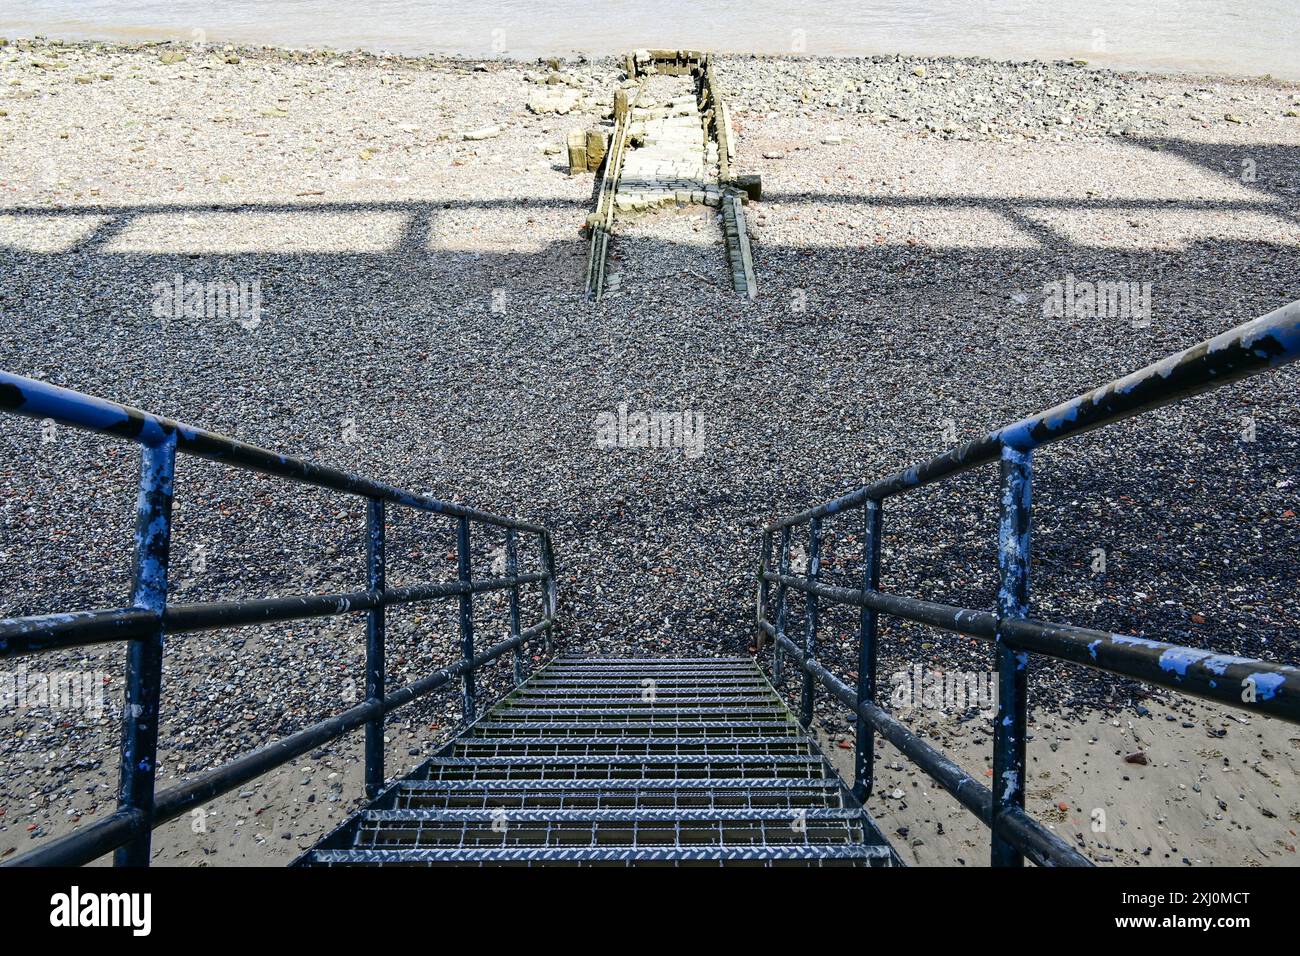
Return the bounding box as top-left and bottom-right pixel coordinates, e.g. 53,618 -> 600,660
492,707 -> 789,721
297,655 -> 899,867
304,844 -> 892,866
385,780 -> 847,812
467,728 -> 800,743
452,736 -> 816,758
416,755 -> 827,782
501,694 -> 779,706
511,683 -> 772,692
350,808 -> 867,850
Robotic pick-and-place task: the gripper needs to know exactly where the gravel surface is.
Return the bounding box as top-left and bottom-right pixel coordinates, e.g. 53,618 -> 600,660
0,39 -> 1298,864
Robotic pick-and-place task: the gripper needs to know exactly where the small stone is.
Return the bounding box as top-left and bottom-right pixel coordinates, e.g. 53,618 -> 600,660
1124,751 -> 1148,765
462,125 -> 502,141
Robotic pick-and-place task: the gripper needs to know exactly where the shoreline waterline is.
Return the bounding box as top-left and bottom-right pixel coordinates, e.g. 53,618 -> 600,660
2,0 -> 1299,82
2,34 -> 1299,91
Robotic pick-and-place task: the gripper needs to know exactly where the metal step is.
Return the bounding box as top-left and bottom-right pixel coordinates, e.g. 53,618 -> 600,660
467,721 -> 801,739
383,779 -> 848,812
416,755 -> 827,782
297,655 -> 899,867
491,707 -> 789,720
452,736 -> 816,758
505,698 -> 779,709
304,844 -> 893,866
511,681 -> 772,691
349,807 -> 869,850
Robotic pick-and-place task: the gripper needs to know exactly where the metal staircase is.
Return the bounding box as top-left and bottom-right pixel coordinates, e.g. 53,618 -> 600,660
297,656 -> 898,866
4,300 -> 1299,869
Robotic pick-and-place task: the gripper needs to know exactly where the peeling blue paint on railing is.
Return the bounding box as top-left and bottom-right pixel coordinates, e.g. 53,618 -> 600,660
0,371 -> 557,868
757,298 -> 1300,868
767,299 -> 1300,531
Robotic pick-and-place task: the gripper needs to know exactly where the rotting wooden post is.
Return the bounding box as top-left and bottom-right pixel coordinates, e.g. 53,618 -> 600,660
567,130 -> 588,175
734,196 -> 758,300
586,128 -> 608,172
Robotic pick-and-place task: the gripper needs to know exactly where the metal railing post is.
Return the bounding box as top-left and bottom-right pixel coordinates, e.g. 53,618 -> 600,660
114,434 -> 176,867
773,526 -> 791,683
506,528 -> 523,685
756,530 -> 772,651
853,499 -> 883,802
992,443 -> 1032,867
800,516 -> 823,727
458,515 -> 475,722
364,498 -> 385,799
539,532 -> 557,653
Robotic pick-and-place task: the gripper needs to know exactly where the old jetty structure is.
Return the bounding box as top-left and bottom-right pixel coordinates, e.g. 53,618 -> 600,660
584,50 -> 758,301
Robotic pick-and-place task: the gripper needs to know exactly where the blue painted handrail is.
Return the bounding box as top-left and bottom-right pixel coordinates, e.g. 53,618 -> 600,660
758,298 -> 1300,867
0,372 -> 558,867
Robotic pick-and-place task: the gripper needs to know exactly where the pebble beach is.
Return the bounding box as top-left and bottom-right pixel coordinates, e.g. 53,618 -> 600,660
1,38 -> 1298,865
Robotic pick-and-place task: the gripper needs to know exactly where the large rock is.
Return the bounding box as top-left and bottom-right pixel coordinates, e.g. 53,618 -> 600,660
729,174 -> 763,201
528,89 -> 581,115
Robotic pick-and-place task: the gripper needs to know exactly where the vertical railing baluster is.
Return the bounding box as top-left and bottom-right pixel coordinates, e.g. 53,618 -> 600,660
115,434 -> 177,867
756,530 -> 773,652
853,499 -> 883,802
364,498 -> 385,799
992,443 -> 1032,867
539,532 -> 557,653
506,527 -> 523,685
799,516 -> 823,727
457,515 -> 475,722
773,526 -> 791,683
